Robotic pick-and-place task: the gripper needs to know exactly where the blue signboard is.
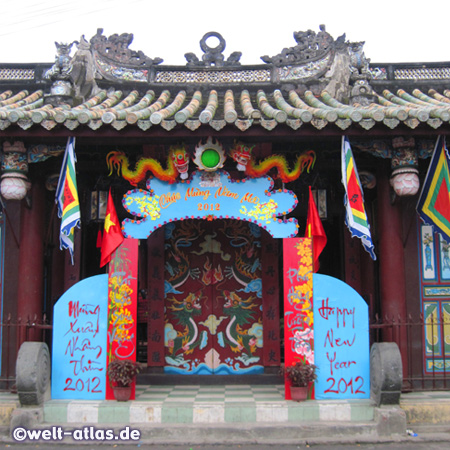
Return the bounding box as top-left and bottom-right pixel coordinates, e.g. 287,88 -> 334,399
313,274 -> 370,399
52,275 -> 108,400
122,170 -> 299,239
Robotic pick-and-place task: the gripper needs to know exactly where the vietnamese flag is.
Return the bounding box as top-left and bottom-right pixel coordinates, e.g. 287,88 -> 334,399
100,189 -> 124,267
305,186 -> 327,271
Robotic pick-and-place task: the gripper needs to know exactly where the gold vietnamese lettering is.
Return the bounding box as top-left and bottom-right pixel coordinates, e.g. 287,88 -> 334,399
215,186 -> 239,200
159,192 -> 181,209
185,187 -> 211,201
240,192 -> 260,204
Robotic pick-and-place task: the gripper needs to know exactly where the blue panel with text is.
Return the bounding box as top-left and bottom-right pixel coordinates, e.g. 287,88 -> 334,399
313,274 -> 370,399
52,274 -> 108,400
122,170 -> 299,239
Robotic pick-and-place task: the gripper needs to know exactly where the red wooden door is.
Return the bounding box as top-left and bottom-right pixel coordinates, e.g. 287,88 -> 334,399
164,220 -> 264,374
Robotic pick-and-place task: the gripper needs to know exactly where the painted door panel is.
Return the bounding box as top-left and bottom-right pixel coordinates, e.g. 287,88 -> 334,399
164,220 -> 264,374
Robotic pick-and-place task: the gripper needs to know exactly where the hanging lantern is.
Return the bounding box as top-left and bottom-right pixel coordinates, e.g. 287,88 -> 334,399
1,141 -> 31,200
390,137 -> 419,197
1,174 -> 30,200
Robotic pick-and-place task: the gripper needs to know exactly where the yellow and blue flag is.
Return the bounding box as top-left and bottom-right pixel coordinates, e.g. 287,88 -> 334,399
417,136 -> 450,243
341,136 -> 376,260
56,137 -> 80,263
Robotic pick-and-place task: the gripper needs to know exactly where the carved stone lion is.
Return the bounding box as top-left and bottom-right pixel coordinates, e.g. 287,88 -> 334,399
44,41 -> 77,80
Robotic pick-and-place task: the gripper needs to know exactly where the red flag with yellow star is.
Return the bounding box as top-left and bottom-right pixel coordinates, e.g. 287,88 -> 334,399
100,189 -> 124,267
305,186 -> 327,272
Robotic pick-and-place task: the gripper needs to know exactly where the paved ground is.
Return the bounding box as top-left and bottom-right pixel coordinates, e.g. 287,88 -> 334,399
43,384 -> 376,425
0,442 -> 449,449
1,388 -> 450,447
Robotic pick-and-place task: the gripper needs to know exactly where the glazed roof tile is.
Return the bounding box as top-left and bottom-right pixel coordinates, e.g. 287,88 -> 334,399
1,87 -> 450,132
1,27 -> 450,135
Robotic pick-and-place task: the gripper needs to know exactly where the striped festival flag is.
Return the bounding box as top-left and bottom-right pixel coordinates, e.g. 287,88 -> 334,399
417,136 -> 450,243
341,136 -> 376,260
55,137 -> 80,264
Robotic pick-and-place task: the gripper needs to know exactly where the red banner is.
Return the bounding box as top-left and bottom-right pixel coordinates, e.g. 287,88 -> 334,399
283,238 -> 314,400
106,238 -> 139,400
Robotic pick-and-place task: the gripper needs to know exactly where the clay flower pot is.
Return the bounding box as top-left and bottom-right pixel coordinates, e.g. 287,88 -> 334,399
107,359 -> 141,401
290,384 -> 310,402
113,386 -> 132,402
280,361 -> 317,401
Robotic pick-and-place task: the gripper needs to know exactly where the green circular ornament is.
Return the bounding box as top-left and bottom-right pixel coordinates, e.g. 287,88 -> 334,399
201,149 -> 220,169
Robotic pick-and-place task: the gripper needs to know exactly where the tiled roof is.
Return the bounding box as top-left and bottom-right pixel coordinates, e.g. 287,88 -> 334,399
1,87 -> 449,133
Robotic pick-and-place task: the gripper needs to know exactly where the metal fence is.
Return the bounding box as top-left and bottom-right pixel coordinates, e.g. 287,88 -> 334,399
0,314 -> 448,392
370,314 -> 449,392
0,314 -> 52,389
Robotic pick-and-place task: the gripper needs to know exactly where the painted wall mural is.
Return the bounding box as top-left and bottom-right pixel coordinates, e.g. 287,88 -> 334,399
419,223 -> 450,373
164,220 -> 264,374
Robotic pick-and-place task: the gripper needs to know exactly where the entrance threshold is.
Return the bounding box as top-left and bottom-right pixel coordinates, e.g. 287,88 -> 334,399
43,384 -> 380,439
137,368 -> 283,385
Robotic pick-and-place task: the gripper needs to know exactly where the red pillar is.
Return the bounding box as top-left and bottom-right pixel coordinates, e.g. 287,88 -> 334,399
377,170 -> 408,374
17,182 -> 46,341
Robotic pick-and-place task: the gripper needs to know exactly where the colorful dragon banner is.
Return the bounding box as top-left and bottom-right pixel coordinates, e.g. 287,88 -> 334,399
122,171 -> 299,239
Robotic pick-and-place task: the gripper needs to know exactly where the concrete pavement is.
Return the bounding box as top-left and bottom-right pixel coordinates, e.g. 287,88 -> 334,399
0,387 -> 448,445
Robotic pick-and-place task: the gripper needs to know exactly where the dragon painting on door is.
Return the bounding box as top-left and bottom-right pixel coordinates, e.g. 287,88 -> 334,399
164,219 -> 264,374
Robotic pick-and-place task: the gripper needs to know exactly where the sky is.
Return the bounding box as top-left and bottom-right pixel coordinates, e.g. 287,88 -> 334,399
1,1 -> 449,65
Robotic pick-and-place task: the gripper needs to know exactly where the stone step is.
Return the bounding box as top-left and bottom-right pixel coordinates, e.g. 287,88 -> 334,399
43,398 -> 377,425
26,421 -> 384,445
400,391 -> 450,425
136,373 -> 284,385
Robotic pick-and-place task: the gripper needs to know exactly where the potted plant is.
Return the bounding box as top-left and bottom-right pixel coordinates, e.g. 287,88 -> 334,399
107,359 -> 141,401
281,361 -> 317,401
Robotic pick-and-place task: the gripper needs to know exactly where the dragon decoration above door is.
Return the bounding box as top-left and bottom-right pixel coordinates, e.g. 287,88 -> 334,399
107,137 -> 315,374
108,138 -> 316,240
107,137 -> 315,185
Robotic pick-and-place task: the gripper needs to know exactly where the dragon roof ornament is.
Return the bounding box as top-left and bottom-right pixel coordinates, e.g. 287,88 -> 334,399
90,28 -> 163,67
261,24 -> 343,66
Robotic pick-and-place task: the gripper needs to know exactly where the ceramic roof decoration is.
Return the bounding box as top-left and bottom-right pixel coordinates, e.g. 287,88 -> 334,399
0,26 -> 449,135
